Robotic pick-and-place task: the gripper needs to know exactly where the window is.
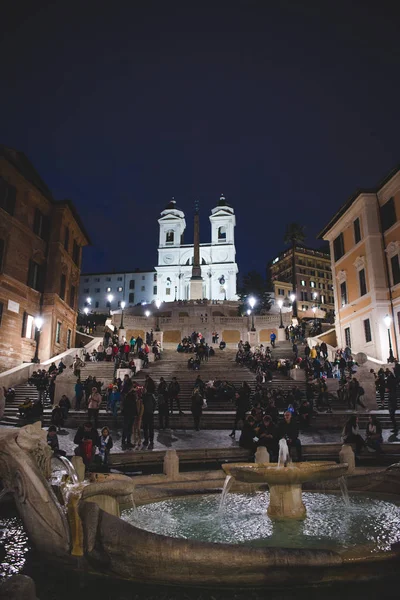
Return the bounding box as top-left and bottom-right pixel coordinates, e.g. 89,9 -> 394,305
391,254 -> 400,286
95,301 -> 99,308
95,287 -> 100,293
129,279 -> 135,289
64,227 -> 70,251
67,329 -> 72,349
106,277 -> 111,282
154,273 -> 157,282
33,209 -> 48,240
359,268 -> 367,296
310,281 -> 316,288
22,314 -> 35,339
83,288 -> 89,293
320,295 -> 325,304
318,271 -> 324,278
278,289 -> 285,296
301,305 -> 309,311
27,260 -> 44,292
301,291 -> 308,301
299,268 -> 306,274
72,241 -> 80,265
353,218 -> 361,244
0,238 -> 4,271
84,278 -> 89,283
380,197 -> 396,232
166,288 -> 171,295
106,287 -> 111,292
117,276 -> 123,281
340,281 -> 347,306
141,286 -> 145,291
333,233 -> 345,262
69,285 -> 76,308
300,280 -> 306,286
129,293 -> 134,303
218,226 -> 227,241
0,176 -> 16,215
60,274 -> 66,300
56,322 -> 61,344
363,319 -> 372,343
117,286 -> 123,292
344,327 -> 351,348
153,285 -> 157,294
309,270 -> 316,276
166,230 -> 174,243
117,301 -> 121,308
94,277 -> 100,282
142,275 -> 145,280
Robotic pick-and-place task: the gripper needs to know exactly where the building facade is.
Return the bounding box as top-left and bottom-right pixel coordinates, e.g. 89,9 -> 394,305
79,270 -> 157,312
0,146 -> 90,372
78,195 -> 239,312
269,246 -> 334,314
319,165 -> 400,362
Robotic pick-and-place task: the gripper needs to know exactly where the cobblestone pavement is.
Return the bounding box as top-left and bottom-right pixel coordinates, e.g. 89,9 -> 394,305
31,425 -> 399,456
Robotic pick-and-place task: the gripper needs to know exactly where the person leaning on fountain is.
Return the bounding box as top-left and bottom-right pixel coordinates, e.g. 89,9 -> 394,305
277,411 -> 302,461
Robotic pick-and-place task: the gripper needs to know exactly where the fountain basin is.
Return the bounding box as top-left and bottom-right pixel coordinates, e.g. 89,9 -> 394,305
222,462 -> 349,519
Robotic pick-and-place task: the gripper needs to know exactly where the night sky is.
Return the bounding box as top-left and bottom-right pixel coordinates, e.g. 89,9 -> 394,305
1,1 -> 399,277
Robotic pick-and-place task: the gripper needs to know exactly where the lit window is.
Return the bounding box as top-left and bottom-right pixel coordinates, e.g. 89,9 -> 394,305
320,295 -> 325,304
117,287 -> 123,292
106,287 -> 111,292
300,280 -> 306,286
56,322 -> 61,344
23,314 -> 35,339
310,281 -> 316,288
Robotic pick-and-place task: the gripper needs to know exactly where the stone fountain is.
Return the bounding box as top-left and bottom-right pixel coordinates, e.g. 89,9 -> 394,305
223,441 -> 349,519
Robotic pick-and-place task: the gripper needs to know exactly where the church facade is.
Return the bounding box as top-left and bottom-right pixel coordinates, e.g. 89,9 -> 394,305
156,196 -> 238,302
78,195 -> 238,311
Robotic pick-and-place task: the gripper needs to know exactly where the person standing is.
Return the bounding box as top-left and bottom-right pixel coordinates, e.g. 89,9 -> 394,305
132,383 -> 144,448
142,391 -> 156,450
320,341 -> 328,360
121,387 -> 138,450
191,388 -> 203,431
157,377 -> 169,430
270,332 -> 276,348
229,389 -> 250,438
87,386 -> 102,429
168,377 -> 183,415
292,342 -> 298,360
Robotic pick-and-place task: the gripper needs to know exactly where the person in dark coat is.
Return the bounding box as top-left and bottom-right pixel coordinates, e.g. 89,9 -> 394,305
121,388 -> 138,449
157,377 -> 169,430
239,415 -> 257,453
229,390 -> 250,438
142,392 -> 156,450
47,425 -> 66,457
278,411 -> 302,461
168,377 -> 183,415
258,414 -> 278,460
191,388 -> 203,431
342,415 -> 365,456
74,422 -> 100,467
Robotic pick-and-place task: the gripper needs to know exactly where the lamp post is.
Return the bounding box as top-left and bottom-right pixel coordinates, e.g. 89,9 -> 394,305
107,294 -> 113,316
83,307 -> 89,328
155,299 -> 162,331
277,299 -> 284,328
289,292 -> 296,324
119,301 -> 126,329
384,314 -> 396,363
33,316 -> 43,363
248,296 -> 256,331
312,305 -> 318,330
174,286 -> 177,301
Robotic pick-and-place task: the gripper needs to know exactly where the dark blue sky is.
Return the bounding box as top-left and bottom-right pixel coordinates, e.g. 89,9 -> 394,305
1,0 -> 399,276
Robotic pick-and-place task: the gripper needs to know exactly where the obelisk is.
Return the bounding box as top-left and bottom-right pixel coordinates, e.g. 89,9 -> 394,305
189,200 -> 203,300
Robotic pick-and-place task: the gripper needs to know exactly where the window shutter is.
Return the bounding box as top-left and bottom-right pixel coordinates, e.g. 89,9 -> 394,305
21,311 -> 27,337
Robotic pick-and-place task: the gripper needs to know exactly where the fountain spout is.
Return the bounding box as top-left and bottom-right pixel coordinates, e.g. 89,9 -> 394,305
55,456 -> 79,485
278,438 -> 291,468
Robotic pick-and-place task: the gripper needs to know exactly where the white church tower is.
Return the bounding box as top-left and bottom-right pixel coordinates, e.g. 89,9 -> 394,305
155,196 -> 238,302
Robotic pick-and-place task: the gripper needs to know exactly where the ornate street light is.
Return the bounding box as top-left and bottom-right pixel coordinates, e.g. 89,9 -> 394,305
107,294 -> 113,316
155,299 -> 162,331
33,316 -> 44,363
145,310 -> 151,318
277,298 -> 284,328
248,296 -> 256,332
119,301 -> 126,329
384,314 -> 396,363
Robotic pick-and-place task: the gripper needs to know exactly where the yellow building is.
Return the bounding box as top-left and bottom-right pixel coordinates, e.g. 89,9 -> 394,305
269,246 -> 334,314
319,165 -> 400,362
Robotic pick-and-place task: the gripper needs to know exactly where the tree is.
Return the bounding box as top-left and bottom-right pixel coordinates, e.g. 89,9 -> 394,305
283,223 -> 306,318
238,271 -> 272,314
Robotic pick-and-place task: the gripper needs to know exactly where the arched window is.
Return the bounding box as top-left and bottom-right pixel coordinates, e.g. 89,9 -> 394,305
166,230 -> 174,244
218,226 -> 226,241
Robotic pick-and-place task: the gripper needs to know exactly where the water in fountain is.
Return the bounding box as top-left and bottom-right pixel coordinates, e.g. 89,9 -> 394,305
218,475 -> 233,515
56,456 -> 79,485
339,476 -> 350,507
277,438 -> 291,468
130,493 -> 139,518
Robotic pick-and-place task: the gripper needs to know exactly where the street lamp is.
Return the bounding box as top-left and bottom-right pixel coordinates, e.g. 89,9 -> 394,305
86,297 -> 91,305
384,314 -> 396,363
107,294 -> 113,316
248,296 -> 256,331
119,301 -> 126,329
277,298 -> 284,328
33,316 -> 43,363
155,299 -> 162,331
83,306 -> 89,328
145,310 -> 151,318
